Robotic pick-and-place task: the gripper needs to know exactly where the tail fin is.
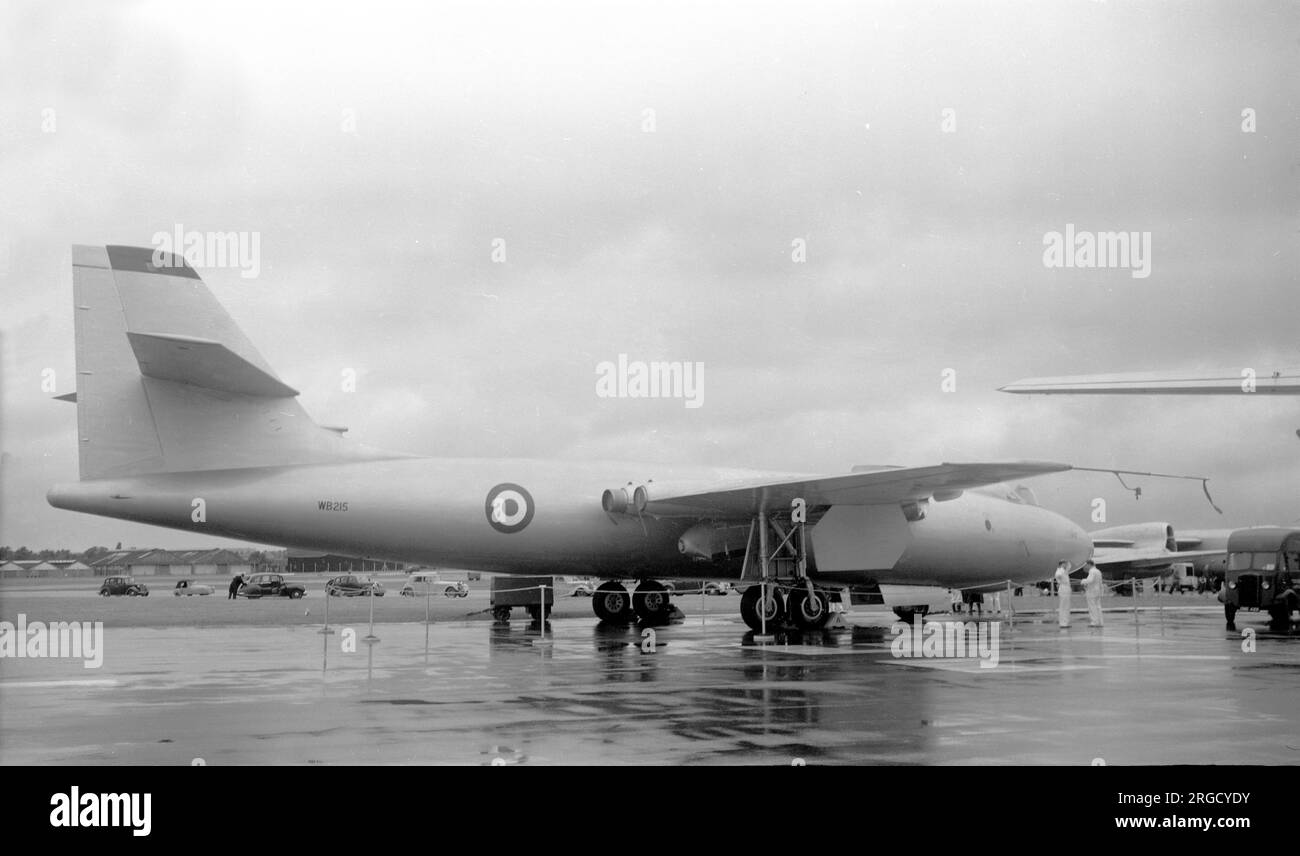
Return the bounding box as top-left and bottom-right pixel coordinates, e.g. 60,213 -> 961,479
70,245 -> 374,479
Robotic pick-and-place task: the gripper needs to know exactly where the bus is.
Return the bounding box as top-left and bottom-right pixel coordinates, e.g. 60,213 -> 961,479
1222,527 -> 1300,631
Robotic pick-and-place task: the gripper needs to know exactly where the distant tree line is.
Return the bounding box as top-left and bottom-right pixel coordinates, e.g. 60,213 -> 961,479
0,545 -> 286,563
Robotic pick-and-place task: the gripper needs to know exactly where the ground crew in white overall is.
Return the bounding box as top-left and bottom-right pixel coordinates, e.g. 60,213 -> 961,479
1083,560 -> 1105,627
1054,561 -> 1072,628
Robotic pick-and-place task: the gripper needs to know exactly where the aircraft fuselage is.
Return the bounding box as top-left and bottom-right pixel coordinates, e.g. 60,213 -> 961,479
48,457 -> 1091,588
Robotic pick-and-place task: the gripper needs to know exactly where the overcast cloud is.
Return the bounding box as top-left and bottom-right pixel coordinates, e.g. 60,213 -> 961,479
1,0 -> 1297,550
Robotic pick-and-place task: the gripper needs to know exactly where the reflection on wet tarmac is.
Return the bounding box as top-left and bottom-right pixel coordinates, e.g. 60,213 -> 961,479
2,610 -> 1298,765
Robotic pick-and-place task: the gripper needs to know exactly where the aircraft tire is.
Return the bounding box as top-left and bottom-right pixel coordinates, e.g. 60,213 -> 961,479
739,584 -> 783,632
593,583 -> 634,624
633,581 -> 671,625
789,587 -> 830,630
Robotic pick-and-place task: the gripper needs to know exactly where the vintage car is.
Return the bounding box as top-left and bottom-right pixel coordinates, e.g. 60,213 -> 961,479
99,575 -> 149,597
662,581 -> 731,596
238,573 -> 306,599
325,574 -> 385,597
568,579 -> 597,597
173,579 -> 214,596
399,573 -> 468,598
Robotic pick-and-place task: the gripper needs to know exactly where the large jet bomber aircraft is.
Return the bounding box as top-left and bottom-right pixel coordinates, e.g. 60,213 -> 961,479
48,246 -> 1102,631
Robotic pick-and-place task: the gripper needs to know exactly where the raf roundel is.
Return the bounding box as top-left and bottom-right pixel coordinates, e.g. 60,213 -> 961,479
485,483 -> 535,534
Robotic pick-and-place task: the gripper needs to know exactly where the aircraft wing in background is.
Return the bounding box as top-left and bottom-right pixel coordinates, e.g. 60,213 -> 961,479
1000,369 -> 1300,395
1093,547 -> 1229,576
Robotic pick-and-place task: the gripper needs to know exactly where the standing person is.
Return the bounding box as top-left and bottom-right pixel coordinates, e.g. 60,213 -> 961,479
227,573 -> 243,600
1083,561 -> 1105,627
1054,561 -> 1072,629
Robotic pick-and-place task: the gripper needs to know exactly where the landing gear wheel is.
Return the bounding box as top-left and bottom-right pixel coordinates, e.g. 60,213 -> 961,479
526,604 -> 551,622
592,582 -> 634,624
740,585 -> 784,632
492,606 -> 512,622
633,580 -> 672,625
789,586 -> 830,630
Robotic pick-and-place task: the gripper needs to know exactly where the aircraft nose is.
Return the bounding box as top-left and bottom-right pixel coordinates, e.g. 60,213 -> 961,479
1059,517 -> 1093,569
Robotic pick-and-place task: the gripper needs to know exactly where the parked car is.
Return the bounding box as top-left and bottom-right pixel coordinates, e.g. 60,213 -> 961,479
569,579 -> 597,597
325,574 -> 385,597
173,579 -> 214,596
99,575 -> 149,597
400,576 -> 469,598
662,581 -> 731,595
238,573 -> 306,599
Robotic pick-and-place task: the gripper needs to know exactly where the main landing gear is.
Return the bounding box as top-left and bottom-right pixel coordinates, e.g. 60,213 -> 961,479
738,582 -> 834,632
591,580 -> 677,625
731,503 -> 840,635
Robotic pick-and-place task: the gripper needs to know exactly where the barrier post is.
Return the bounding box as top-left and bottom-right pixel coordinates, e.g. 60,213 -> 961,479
318,585 -> 334,635
533,584 -> 554,647
364,582 -> 379,642
1131,577 -> 1138,627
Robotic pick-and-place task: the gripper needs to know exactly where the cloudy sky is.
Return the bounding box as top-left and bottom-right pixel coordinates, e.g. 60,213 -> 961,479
1,0 -> 1297,551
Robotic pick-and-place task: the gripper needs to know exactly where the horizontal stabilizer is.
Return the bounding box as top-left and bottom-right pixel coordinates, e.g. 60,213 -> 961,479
53,392 -> 77,402
127,332 -> 299,398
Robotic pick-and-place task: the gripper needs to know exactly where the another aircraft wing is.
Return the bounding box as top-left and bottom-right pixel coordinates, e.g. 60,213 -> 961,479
1000,369 -> 1300,395
1094,548 -> 1228,574
639,461 -> 1072,518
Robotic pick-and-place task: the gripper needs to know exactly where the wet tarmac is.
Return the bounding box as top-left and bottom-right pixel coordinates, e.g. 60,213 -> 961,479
2,599 -> 1297,765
